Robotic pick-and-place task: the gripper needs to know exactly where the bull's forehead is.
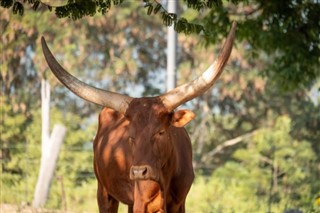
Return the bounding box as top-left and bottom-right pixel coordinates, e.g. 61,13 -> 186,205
125,97 -> 170,129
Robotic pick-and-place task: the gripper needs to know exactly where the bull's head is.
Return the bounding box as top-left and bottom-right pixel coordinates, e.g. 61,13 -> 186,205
41,22 -> 236,185
125,97 -> 195,182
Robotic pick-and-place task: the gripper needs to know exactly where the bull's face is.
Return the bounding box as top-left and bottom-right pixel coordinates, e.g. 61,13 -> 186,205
125,98 -> 194,182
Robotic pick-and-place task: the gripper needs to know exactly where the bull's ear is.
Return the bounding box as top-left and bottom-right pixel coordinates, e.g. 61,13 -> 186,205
171,110 -> 195,127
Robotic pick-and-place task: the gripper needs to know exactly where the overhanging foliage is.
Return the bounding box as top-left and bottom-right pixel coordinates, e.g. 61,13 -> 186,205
1,0 -> 320,90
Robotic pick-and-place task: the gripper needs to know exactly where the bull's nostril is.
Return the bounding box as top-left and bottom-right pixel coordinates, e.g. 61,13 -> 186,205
130,165 -> 154,180
142,167 -> 148,176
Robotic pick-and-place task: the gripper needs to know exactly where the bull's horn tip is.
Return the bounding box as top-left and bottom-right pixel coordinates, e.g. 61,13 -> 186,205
41,36 -> 46,45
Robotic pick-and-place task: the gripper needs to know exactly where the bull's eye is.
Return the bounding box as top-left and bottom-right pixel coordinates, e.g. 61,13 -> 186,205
158,130 -> 165,136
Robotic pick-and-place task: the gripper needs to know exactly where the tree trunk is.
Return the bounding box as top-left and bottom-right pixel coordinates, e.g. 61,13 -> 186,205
32,79 -> 67,208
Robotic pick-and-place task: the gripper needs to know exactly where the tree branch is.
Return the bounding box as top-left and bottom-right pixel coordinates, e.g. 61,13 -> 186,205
201,130 -> 257,162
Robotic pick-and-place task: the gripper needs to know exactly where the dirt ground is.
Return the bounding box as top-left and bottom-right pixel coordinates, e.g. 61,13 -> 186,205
0,204 -> 73,213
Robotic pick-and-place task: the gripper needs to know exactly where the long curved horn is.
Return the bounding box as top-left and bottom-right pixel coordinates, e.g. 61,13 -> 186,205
160,21 -> 237,112
41,37 -> 133,114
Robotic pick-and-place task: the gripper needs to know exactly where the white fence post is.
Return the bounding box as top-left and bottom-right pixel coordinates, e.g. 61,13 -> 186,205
32,79 -> 67,208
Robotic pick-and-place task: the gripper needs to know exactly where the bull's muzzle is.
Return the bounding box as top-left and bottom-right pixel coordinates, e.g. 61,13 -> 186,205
130,165 -> 158,181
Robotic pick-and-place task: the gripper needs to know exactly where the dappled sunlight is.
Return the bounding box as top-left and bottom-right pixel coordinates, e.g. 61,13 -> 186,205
2,1 -> 319,212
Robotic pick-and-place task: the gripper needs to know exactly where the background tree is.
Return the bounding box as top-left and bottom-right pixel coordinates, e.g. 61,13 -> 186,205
187,116 -> 319,212
1,0 -> 319,212
1,0 -> 320,90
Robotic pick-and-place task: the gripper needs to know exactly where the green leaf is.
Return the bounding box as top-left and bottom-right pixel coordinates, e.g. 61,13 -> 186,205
147,4 -> 153,15
32,1 -> 40,10
153,3 -> 161,14
12,1 -> 24,16
1,0 -> 13,8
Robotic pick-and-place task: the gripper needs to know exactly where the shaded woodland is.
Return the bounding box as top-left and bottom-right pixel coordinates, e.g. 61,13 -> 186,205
1,1 -> 319,212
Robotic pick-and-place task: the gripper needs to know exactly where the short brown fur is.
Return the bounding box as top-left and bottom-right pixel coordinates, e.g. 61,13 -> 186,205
93,97 -> 194,212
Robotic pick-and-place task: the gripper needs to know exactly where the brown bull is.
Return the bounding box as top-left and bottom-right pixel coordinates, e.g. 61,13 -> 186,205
41,22 -> 236,213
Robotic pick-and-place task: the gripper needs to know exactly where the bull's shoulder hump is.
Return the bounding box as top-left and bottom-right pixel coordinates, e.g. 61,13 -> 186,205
99,107 -> 124,123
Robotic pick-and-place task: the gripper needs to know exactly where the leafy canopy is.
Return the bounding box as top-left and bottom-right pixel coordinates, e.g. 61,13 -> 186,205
1,0 -> 320,90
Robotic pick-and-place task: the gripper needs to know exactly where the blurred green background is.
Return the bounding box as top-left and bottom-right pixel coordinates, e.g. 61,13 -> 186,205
1,1 -> 319,212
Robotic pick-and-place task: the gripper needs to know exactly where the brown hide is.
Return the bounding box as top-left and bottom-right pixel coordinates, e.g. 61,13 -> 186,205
94,98 -> 194,212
